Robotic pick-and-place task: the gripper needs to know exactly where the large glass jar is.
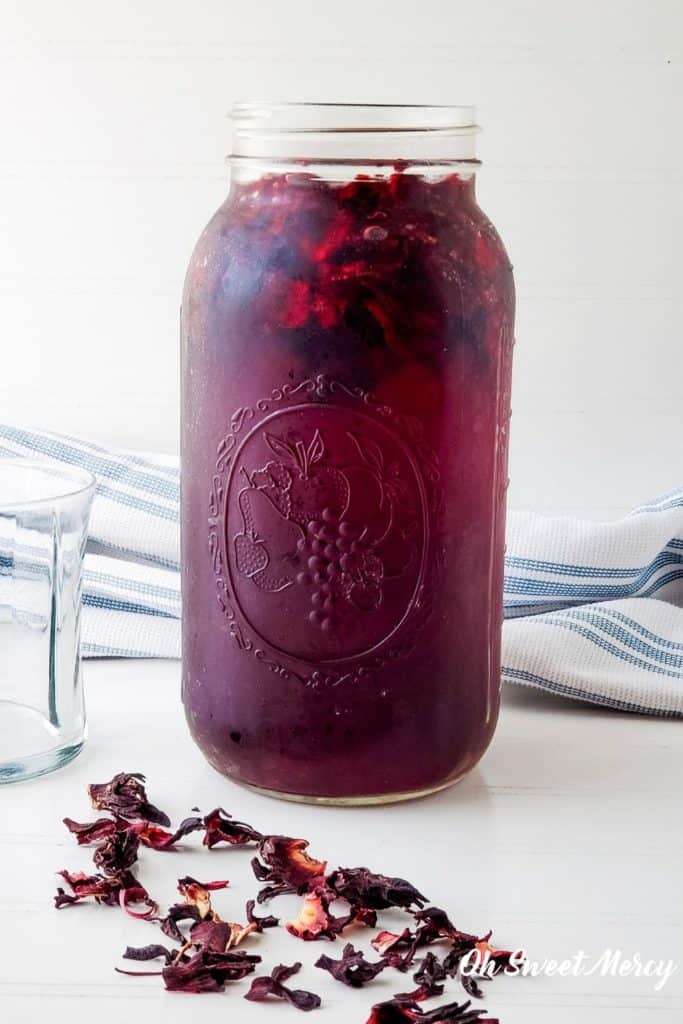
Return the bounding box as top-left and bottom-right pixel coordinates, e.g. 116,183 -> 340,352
181,104 -> 514,803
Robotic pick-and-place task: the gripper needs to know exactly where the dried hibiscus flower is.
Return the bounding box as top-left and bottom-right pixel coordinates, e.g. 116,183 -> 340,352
286,886 -> 354,941
245,962 -> 321,1012
88,772 -> 170,827
202,807 -> 262,847
172,895 -> 276,954
413,908 -> 464,943
245,898 -> 279,932
160,878 -> 257,950
163,949 -> 261,993
372,929 -> 415,957
393,952 -> 447,1001
176,876 -> 229,919
63,816 -> 120,844
315,942 -> 387,987
56,771 -> 521,1011
442,930 -> 515,988
189,920 -> 239,953
190,916 -> 263,951
354,905 -> 379,928
55,868 -> 157,919
137,816 -> 204,849
371,929 -> 422,972
366,997 -> 498,1023
122,944 -> 177,965
159,903 -> 203,943
470,934 -> 515,975
252,835 -> 326,900
327,867 -> 427,911
93,829 -> 140,874
55,871 -> 121,908
63,814 -> 203,852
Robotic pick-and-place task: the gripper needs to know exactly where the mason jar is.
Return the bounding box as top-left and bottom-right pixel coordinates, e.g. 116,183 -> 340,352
181,103 -> 514,803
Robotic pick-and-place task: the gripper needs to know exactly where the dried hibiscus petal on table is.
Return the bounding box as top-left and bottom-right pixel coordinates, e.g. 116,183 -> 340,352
54,868 -> 157,918
63,814 -> 203,851
372,929 -> 422,972
366,997 -> 498,1024
62,816 -> 121,844
327,867 -> 427,911
470,934 -> 516,975
286,885 -> 355,941
372,928 -> 416,957
54,870 -> 122,908
245,898 -> 279,931
202,807 -> 262,847
54,771 -> 520,1013
176,876 -> 229,918
118,875 -> 159,919
122,944 -> 177,966
252,835 -> 327,900
93,829 -> 140,874
442,930 -> 515,987
245,961 -> 321,1012
190,916 -> 260,952
163,893 -> 276,953
88,772 -> 170,827
156,877 -> 228,941
137,816 -> 205,849
413,908 -> 468,944
315,942 -> 387,987
163,949 -> 261,993
394,952 -> 448,1001
159,903 -> 203,943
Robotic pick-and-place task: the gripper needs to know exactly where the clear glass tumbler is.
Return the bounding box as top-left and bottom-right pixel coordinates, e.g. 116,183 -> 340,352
0,459 -> 95,782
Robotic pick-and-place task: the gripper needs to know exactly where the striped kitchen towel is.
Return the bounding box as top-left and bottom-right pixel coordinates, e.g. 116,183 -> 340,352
1,425 -> 681,716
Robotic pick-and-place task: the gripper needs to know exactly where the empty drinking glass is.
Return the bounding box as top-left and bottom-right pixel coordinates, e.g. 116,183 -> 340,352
0,459 -> 95,782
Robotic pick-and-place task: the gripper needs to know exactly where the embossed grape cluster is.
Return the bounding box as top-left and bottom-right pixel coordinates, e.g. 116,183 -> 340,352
294,507 -> 368,632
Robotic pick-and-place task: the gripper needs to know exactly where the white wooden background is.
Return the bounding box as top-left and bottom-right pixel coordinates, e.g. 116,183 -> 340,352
1,0 -> 681,518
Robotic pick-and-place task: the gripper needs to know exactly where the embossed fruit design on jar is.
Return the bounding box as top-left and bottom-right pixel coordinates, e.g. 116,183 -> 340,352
181,104 -> 515,802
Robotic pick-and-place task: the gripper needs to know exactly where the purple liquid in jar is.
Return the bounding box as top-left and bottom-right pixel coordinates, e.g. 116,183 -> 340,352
181,145 -> 514,801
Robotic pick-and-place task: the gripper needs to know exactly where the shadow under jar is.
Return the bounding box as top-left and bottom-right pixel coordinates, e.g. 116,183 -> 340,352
181,103 -> 515,803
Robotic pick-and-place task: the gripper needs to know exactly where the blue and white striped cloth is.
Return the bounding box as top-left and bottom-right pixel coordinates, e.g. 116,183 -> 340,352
1,425 -> 681,716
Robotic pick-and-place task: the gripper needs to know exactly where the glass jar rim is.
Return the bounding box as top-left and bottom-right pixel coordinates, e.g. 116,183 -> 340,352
230,102 -> 480,163
0,458 -> 96,512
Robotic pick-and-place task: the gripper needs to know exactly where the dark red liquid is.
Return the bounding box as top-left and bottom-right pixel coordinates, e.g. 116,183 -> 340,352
181,168 -> 514,800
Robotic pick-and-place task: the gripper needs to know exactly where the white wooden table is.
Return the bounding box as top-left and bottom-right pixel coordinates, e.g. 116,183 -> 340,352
1,660 -> 681,1023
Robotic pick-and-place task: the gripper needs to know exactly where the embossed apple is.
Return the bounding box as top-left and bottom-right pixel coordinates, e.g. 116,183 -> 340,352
264,430 -> 350,526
